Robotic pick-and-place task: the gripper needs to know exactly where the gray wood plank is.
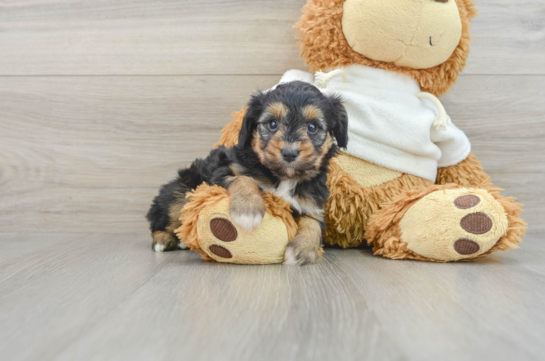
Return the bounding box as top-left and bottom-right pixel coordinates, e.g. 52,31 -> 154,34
0,233 -> 543,361
334,237 -> 545,361
0,75 -> 543,234
465,0 -> 545,75
0,233 -> 176,361
0,75 -> 279,234
0,0 -> 543,76
0,233 -> 87,263
0,0 -> 306,76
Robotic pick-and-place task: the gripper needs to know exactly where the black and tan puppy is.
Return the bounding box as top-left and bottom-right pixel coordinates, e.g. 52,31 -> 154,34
147,81 -> 348,265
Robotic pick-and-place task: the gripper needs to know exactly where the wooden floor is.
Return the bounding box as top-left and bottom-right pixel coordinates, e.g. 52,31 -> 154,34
0,232 -> 543,361
1,0 -> 545,360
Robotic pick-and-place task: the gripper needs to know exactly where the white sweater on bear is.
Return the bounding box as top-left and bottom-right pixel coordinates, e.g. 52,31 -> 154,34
276,65 -> 471,182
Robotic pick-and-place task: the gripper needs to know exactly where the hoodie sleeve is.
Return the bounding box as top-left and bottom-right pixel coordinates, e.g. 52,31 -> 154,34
431,122 -> 472,168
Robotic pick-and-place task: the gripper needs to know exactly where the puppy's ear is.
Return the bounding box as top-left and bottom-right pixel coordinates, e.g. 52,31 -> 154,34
327,95 -> 348,149
238,92 -> 266,148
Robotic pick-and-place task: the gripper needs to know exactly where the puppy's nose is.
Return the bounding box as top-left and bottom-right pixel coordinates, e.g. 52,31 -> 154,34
281,148 -> 299,163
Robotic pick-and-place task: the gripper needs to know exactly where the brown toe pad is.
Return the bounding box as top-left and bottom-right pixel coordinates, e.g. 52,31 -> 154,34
210,218 -> 237,242
454,239 -> 480,255
454,195 -> 481,209
460,212 -> 493,235
209,245 -> 233,259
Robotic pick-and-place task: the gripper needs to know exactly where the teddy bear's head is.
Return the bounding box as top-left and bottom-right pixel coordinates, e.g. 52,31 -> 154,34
296,0 -> 477,96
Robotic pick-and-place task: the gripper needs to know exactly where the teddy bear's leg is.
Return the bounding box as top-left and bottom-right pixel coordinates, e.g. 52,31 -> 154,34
324,154 -> 432,248
366,184 -> 526,262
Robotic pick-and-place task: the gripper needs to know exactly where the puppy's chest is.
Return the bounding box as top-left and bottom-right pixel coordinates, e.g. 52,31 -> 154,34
270,179 -> 300,210
261,180 -> 321,217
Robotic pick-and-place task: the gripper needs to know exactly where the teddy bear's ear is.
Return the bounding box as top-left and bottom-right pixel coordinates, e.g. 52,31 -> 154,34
327,94 -> 348,149
237,92 -> 266,148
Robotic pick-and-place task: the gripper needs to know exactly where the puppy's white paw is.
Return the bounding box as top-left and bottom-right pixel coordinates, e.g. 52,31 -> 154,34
178,242 -> 188,250
283,247 -> 299,266
230,212 -> 263,233
283,239 -> 320,266
154,243 -> 167,253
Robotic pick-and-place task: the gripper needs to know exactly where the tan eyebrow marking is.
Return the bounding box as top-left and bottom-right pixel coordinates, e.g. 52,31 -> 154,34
302,105 -> 323,121
266,102 -> 289,119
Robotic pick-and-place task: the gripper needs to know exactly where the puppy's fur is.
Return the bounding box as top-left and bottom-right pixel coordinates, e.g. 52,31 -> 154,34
147,81 -> 348,265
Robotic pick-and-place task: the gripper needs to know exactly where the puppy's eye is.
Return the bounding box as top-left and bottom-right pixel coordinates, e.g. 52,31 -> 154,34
307,123 -> 318,134
268,120 -> 279,131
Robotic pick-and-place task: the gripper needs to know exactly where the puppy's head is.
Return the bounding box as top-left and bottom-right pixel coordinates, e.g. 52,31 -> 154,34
238,81 -> 348,180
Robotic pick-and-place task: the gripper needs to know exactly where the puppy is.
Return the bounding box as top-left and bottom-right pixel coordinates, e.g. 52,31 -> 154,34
147,81 -> 348,265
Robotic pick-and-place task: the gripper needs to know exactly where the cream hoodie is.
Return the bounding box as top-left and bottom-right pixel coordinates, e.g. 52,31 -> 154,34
276,65 -> 471,182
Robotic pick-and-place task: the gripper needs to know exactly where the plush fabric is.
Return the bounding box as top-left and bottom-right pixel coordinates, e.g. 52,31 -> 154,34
295,0 -> 477,97
324,160 -> 432,248
398,188 -> 509,261
215,107 -> 246,149
176,184 -> 297,264
342,0 -> 463,69
436,152 -> 492,187
333,152 -> 402,188
366,184 -> 526,262
278,65 -> 472,182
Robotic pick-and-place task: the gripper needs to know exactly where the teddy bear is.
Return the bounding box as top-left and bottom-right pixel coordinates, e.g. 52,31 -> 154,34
178,0 -> 526,264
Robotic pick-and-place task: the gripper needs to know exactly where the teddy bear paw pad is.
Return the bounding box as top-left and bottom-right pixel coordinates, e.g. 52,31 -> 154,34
454,194 -> 480,209
453,238 -> 480,255
210,218 -> 238,242
209,245 -> 233,259
460,212 -> 493,235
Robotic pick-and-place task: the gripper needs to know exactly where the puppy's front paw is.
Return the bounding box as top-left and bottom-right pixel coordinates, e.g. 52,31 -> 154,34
229,194 -> 266,232
283,236 -> 320,266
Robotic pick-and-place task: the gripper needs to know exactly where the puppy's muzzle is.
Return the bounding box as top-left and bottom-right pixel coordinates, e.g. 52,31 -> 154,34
281,148 -> 299,163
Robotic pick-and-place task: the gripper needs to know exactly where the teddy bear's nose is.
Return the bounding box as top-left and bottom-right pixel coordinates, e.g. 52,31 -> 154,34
431,0 -> 449,3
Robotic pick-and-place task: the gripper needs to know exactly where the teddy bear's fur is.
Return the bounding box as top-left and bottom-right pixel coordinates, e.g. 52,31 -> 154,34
209,0 -> 526,262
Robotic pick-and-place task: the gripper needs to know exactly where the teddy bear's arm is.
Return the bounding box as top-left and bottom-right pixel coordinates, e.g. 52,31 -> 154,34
215,107 -> 247,148
436,153 -> 492,187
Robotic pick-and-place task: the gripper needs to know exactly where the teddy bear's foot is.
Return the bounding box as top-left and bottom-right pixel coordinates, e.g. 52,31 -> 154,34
176,188 -> 296,264
197,200 -> 292,264
399,188 -> 509,261
367,185 -> 524,262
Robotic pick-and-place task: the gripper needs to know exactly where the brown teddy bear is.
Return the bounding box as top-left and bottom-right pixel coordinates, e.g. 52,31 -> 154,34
180,0 -> 526,264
